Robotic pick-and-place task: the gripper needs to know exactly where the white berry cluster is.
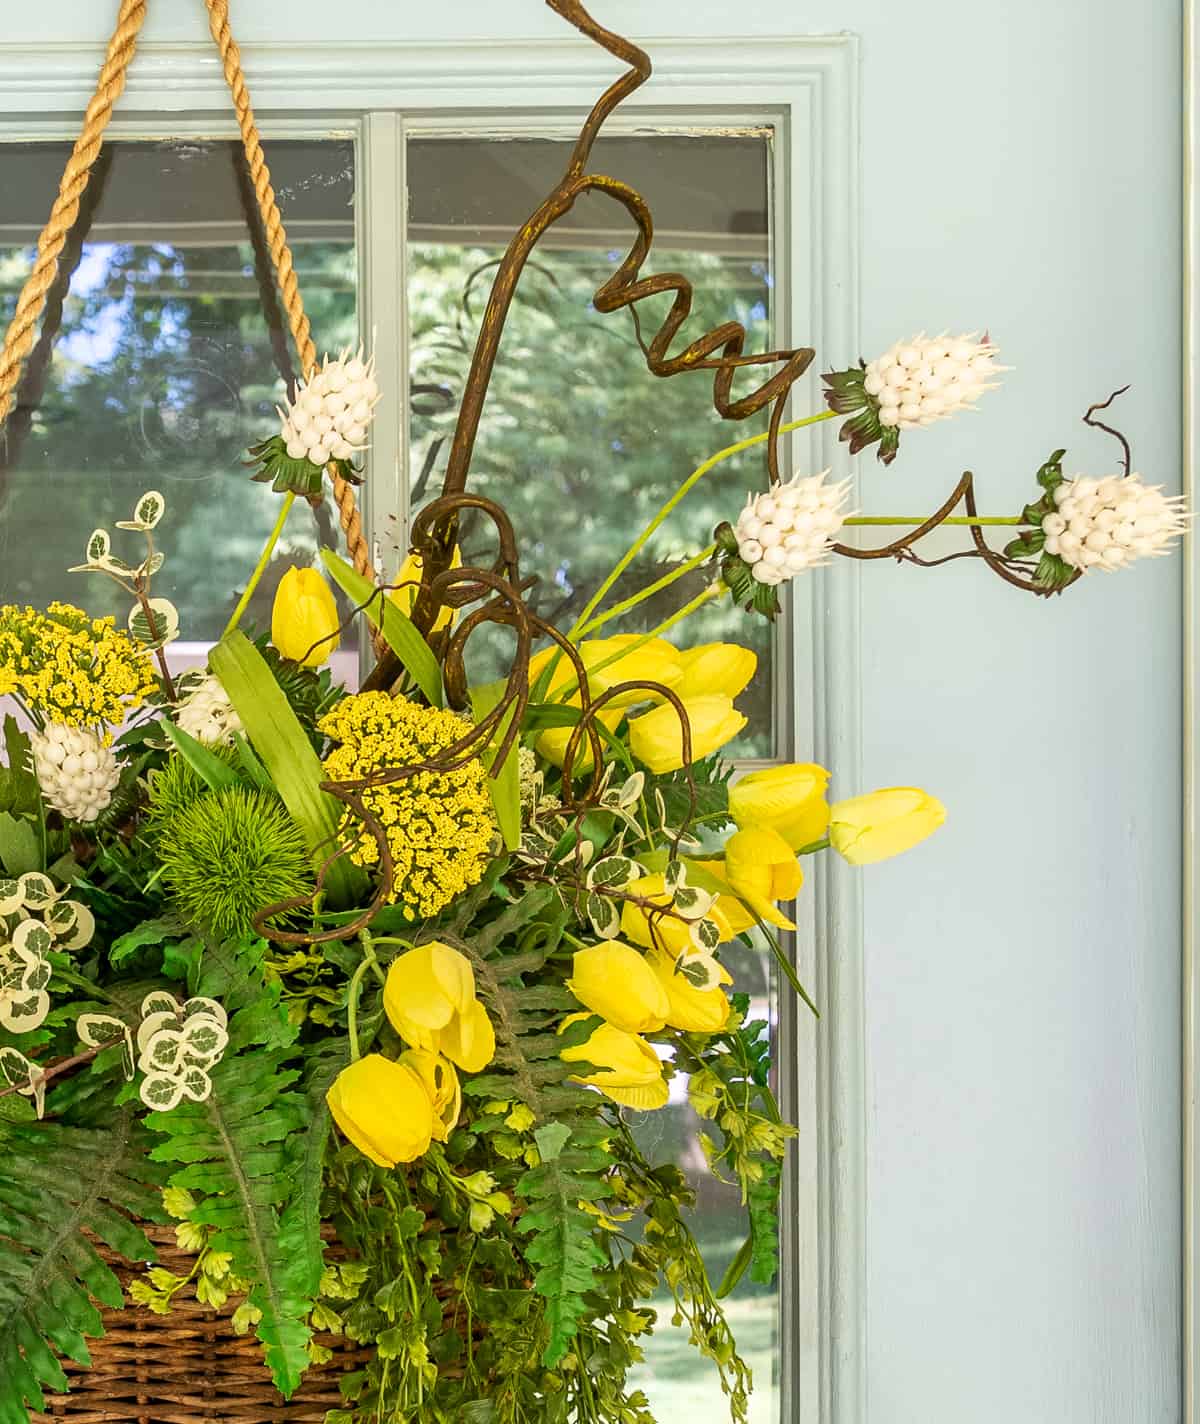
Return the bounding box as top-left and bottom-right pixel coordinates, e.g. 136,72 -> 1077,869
278,345 -> 380,467
176,672 -> 243,747
29,724 -> 120,823
863,333 -> 1004,430
734,471 -> 854,586
1041,474 -> 1189,573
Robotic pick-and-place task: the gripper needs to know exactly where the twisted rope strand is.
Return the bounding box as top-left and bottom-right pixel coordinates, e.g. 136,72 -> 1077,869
202,0 -> 374,586
0,0 -> 146,428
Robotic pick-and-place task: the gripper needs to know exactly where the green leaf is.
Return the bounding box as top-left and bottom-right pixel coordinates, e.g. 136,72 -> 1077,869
0,718 -> 39,819
0,1106 -> 167,1420
210,631 -> 365,909
146,944 -> 320,1397
320,549 -> 442,707
162,720 -> 242,794
0,814 -> 39,878
715,1232 -> 753,1298
533,1121 -> 572,1163
470,680 -> 521,852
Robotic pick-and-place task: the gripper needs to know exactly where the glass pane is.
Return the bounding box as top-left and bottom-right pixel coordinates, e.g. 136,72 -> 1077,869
407,131 -> 777,758
407,130 -> 781,1421
0,138 -> 359,680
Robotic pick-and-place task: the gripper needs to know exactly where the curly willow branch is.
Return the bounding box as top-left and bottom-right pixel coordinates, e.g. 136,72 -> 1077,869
408,0 -> 816,636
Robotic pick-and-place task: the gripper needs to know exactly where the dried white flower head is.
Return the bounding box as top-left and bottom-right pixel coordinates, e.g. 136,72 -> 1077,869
823,330 -> 1007,464
1041,473 -> 1189,572
279,344 -> 381,467
30,723 -> 120,823
176,672 -> 243,747
732,470 -> 854,588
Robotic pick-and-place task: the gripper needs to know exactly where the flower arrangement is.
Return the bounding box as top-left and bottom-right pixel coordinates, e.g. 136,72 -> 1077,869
0,2 -> 1188,1423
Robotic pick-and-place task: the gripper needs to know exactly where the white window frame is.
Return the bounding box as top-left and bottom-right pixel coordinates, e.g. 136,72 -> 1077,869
0,32 -> 861,1423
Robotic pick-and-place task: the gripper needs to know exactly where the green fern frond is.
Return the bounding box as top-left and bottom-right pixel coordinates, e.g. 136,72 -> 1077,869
0,1106 -> 167,1423
144,938 -> 322,1397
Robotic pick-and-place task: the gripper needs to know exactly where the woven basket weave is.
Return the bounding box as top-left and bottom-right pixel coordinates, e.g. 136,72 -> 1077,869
29,1228 -> 372,1424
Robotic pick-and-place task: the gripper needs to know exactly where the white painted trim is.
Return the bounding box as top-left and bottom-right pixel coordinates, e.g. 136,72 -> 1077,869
0,29 -> 863,1423
1186,0 -> 1197,1416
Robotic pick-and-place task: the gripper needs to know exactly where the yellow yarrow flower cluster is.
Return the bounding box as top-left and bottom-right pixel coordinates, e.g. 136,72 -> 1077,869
319,691 -> 495,918
0,602 -> 155,732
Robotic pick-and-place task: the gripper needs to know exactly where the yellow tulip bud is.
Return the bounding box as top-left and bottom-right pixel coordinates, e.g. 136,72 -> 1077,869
566,940 -> 669,1033
535,707 -> 623,775
271,567 -> 340,668
721,826 -> 802,929
620,873 -> 735,956
399,1048 -> 462,1143
627,695 -> 747,774
325,1054 -> 435,1167
829,787 -> 946,865
677,642 -> 757,700
390,547 -> 462,635
559,1014 -> 669,1110
648,950 -> 733,1034
384,941 -> 496,1073
531,635 -> 684,708
729,762 -> 831,850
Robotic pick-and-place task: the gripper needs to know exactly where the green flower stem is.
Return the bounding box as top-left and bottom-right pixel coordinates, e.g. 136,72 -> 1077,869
223,491 -> 296,638
567,408 -> 838,641
345,932 -> 381,1063
576,542 -> 718,638
844,514 -> 1023,527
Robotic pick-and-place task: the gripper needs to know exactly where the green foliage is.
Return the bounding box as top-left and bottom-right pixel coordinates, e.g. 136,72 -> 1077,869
0,718 -> 39,820
0,1105 -> 167,1422
155,786 -> 313,942
144,939 -> 322,1397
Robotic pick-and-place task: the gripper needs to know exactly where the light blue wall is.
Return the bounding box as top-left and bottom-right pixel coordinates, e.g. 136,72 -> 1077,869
5,2 -> 1185,1419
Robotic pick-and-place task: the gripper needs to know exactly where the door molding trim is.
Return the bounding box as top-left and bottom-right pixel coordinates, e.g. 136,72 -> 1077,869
0,29 -> 863,1423
1184,0 -> 1196,1417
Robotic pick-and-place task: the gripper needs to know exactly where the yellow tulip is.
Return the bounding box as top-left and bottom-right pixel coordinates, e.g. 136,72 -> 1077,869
559,1014 -> 669,1110
686,860 -> 758,936
620,873 -> 736,956
829,787 -> 946,865
649,949 -> 733,1034
729,762 -> 831,851
271,566 -> 340,668
384,941 -> 497,1073
677,642 -> 757,700
390,547 -> 462,635
325,1053 -> 434,1167
566,940 -> 669,1033
535,707 -> 623,775
532,635 -> 684,708
399,1048 -> 462,1143
722,826 -> 802,929
627,695 -> 747,774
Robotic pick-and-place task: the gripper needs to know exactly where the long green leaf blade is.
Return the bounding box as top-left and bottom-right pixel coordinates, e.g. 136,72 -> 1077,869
209,631 -> 364,908
162,720 -> 241,792
469,680 -> 521,852
319,548 -> 443,706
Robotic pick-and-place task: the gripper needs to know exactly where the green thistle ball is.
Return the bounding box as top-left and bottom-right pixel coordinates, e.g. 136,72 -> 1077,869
156,786 -> 313,941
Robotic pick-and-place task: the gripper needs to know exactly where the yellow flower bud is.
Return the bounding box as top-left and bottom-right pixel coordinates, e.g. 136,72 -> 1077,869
648,950 -> 733,1034
271,567 -> 340,668
325,1053 -> 434,1167
559,1014 -> 669,1110
620,873 -> 736,955
627,694 -> 747,774
721,825 -> 802,929
390,547 -> 463,635
398,1048 -> 462,1143
567,940 -> 669,1033
829,787 -> 946,865
677,642 -> 757,700
384,940 -> 497,1073
535,707 -> 623,775
531,635 -> 684,708
729,762 -> 831,850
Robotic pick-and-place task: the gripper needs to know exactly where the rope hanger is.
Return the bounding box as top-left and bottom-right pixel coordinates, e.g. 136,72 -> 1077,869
0,0 -> 375,587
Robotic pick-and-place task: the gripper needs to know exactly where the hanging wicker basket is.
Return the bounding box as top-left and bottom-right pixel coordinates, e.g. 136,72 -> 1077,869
28,1229 -> 372,1424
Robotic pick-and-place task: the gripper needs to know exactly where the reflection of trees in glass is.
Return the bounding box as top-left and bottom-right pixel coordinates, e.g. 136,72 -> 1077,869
409,242 -> 777,757
0,194 -> 356,643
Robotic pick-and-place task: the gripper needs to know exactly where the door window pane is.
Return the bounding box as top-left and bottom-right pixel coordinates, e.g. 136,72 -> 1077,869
407,129 -> 781,1422
0,137 -> 359,677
